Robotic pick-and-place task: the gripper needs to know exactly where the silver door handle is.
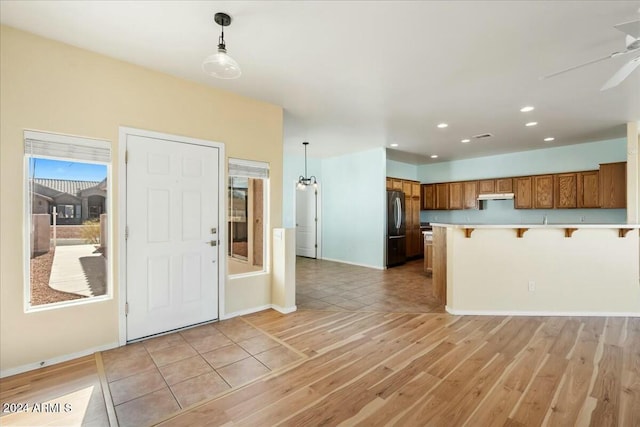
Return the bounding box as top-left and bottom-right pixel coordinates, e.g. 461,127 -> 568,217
206,240 -> 217,246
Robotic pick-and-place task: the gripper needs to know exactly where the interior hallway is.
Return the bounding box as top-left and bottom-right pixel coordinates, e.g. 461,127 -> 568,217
296,257 -> 444,313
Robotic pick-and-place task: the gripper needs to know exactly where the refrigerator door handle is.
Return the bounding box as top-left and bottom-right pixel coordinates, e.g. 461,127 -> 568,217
395,197 -> 401,230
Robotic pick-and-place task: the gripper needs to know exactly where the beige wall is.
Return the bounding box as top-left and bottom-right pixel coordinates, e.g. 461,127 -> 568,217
0,26 -> 283,373
445,227 -> 640,314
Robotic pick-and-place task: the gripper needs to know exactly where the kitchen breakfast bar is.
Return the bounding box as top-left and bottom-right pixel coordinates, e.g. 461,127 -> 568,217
430,223 -> 640,316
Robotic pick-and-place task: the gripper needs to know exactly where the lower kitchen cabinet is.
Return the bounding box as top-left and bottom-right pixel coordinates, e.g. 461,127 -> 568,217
424,236 -> 433,274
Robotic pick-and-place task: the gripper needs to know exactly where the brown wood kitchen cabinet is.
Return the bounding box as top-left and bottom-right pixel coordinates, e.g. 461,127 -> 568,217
448,182 -> 464,210
478,179 -> 495,194
533,175 -> 554,209
577,170 -> 599,208
514,176 -> 533,209
421,184 -> 435,210
599,162 -> 626,208
435,183 -> 450,210
496,178 -> 513,193
409,196 -> 421,257
463,181 -> 479,209
554,173 -> 577,209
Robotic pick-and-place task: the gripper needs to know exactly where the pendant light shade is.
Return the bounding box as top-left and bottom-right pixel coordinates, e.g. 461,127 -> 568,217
297,142 -> 317,190
203,12 -> 241,79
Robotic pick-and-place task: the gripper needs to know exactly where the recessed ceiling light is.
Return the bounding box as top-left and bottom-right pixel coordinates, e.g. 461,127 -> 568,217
390,143 -> 398,147
437,123 -> 448,129
461,139 -> 471,143
520,106 -> 535,112
525,121 -> 538,127
430,154 -> 439,159
544,137 -> 555,142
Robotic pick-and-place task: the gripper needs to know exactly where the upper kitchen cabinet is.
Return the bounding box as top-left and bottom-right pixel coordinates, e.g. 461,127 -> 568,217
533,175 -> 554,209
391,178 -> 403,191
411,182 -> 421,198
554,173 -> 577,209
496,178 -> 513,193
435,183 -> 450,210
478,179 -> 495,194
448,182 -> 464,210
421,184 -> 435,210
577,170 -> 599,208
514,176 -> 532,209
463,181 -> 479,209
599,162 -> 626,209
402,180 -> 412,196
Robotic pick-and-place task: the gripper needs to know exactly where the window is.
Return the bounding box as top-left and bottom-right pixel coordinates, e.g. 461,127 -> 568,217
24,130 -> 111,309
227,159 -> 269,275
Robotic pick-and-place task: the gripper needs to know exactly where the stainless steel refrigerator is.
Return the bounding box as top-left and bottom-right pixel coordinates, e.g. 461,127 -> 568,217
386,190 -> 406,267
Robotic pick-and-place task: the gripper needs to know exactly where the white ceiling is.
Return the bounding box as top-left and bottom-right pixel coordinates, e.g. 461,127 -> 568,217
1,1 -> 639,163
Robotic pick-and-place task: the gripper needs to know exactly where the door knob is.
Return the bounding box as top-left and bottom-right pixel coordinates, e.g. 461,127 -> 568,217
206,240 -> 217,246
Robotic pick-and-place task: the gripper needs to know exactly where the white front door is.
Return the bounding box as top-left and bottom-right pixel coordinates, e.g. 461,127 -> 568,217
296,186 -> 317,258
126,134 -> 219,340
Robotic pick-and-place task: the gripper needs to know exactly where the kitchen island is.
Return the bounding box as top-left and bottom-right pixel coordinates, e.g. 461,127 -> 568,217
431,223 -> 640,316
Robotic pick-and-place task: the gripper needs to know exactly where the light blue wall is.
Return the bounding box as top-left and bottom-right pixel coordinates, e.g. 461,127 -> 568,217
418,138 -> 627,224
320,148 -> 386,268
418,138 -> 625,182
386,159 -> 418,181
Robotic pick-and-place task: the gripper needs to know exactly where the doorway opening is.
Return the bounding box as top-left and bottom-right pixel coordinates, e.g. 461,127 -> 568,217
295,183 -> 320,258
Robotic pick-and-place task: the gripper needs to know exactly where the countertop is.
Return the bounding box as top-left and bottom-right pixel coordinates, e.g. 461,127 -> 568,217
430,222 -> 640,229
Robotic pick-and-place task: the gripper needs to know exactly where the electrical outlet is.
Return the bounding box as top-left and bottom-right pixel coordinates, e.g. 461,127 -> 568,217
580,216 -> 585,223
528,280 -> 535,292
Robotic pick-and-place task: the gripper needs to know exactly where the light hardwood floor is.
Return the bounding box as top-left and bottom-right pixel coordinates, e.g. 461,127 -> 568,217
157,311 -> 639,426
1,258 -> 639,426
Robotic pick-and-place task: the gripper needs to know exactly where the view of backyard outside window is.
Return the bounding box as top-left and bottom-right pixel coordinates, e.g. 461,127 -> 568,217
28,157 -> 109,307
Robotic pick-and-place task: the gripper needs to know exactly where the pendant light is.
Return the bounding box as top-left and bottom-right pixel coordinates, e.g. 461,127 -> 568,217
202,12 -> 241,79
297,142 -> 317,190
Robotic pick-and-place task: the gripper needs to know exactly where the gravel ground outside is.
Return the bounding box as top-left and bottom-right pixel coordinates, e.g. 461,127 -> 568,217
30,249 -> 86,306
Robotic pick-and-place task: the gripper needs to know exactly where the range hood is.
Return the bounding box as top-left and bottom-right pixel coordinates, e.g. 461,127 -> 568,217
477,193 -> 515,201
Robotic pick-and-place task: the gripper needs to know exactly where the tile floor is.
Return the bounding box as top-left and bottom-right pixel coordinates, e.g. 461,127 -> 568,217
101,317 -> 303,427
102,257 -> 441,426
295,257 -> 444,313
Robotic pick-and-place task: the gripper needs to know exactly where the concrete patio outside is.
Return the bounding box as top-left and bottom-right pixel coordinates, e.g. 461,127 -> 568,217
48,244 -> 106,297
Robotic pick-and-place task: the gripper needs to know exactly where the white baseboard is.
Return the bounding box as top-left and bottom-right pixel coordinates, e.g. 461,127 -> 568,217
221,304 -> 273,320
271,304 -> 297,314
445,306 -> 640,317
321,257 -> 384,270
221,304 -> 297,320
0,341 -> 119,379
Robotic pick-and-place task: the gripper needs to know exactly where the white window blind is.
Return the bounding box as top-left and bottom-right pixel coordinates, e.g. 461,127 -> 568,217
24,130 -> 111,163
228,158 -> 269,178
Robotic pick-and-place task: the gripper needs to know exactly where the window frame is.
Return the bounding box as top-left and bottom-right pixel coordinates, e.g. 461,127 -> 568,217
23,130 -> 113,313
227,158 -> 270,277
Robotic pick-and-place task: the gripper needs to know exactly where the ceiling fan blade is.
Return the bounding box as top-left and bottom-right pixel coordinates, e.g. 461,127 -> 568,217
540,54 -> 614,80
601,56 -> 640,90
615,20 -> 640,39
